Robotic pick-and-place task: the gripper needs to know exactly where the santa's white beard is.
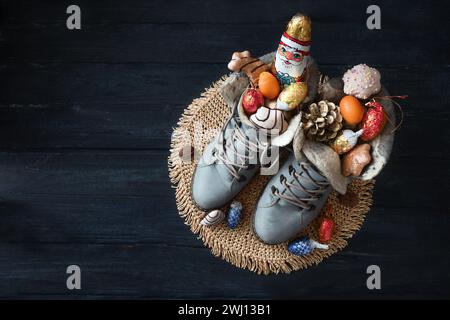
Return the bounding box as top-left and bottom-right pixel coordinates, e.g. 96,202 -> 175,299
275,53 -> 307,78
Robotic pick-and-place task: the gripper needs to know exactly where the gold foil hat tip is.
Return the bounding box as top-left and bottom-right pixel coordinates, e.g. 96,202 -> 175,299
285,13 -> 312,42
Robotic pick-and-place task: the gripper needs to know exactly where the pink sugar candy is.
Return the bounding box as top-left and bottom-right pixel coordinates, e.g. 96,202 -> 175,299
342,64 -> 381,99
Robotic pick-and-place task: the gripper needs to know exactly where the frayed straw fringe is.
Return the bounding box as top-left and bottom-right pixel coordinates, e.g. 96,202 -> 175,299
168,76 -> 375,275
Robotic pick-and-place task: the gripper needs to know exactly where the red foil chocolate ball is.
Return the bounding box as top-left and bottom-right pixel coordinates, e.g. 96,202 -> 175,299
242,88 -> 264,115
361,100 -> 387,141
319,217 -> 335,243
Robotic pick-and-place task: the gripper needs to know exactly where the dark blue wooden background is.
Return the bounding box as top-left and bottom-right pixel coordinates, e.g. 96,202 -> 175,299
0,0 -> 449,299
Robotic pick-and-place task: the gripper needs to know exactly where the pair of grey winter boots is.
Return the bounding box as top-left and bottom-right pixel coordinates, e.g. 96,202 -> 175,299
192,115 -> 331,244
191,72 -> 333,245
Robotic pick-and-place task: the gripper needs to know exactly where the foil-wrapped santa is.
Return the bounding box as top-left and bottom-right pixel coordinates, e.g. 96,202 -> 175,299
274,13 -> 312,86
227,13 -> 319,133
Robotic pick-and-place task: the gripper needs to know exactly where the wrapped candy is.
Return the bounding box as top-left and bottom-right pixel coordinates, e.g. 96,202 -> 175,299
200,210 -> 225,226
330,129 -> 363,154
342,64 -> 381,99
227,201 -> 243,229
319,217 -> 335,243
258,71 -> 280,99
242,88 -> 264,115
339,95 -> 365,125
342,143 -> 372,177
361,100 -> 387,141
276,82 -> 308,111
288,236 -> 329,256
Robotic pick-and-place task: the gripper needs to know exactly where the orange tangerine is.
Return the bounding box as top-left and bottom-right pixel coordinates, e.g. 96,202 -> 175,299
258,71 -> 280,99
339,95 -> 364,125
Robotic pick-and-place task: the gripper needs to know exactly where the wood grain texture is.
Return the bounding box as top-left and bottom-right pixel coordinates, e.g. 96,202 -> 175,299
0,0 -> 449,299
0,65 -> 448,151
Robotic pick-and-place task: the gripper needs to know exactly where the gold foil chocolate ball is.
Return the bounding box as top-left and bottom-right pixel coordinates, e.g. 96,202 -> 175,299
330,129 -> 363,154
285,13 -> 312,42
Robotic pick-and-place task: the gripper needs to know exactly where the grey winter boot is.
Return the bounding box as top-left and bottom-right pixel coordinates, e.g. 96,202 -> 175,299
252,152 -> 332,244
192,112 -> 277,210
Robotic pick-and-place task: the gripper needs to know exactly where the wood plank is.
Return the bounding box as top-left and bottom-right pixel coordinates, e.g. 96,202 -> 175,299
2,18 -> 448,66
0,102 -> 188,150
0,62 -> 224,105
0,64 -> 448,151
0,239 -> 448,299
2,1 -> 448,65
0,64 -> 445,106
0,102 -> 447,157
4,0 -> 440,25
0,150 -> 447,297
0,193 -> 197,246
0,191 -> 448,245
0,150 -> 447,204
0,150 -> 171,197
0,150 -> 447,246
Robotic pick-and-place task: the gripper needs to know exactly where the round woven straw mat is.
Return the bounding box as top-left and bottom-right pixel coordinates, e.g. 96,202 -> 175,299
168,77 -> 375,275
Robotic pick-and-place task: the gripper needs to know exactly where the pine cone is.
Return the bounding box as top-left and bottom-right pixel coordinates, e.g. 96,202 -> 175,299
302,100 -> 343,142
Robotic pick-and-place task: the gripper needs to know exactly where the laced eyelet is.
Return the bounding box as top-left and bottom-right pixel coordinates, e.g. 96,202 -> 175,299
288,165 -> 295,175
279,174 -> 286,183
271,186 -> 278,195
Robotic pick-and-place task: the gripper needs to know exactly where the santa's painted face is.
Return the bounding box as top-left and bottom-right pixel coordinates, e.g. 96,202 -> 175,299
277,44 -> 304,66
274,32 -> 310,80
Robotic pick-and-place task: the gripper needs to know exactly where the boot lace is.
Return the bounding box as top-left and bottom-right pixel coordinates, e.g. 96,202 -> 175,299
270,162 -> 329,210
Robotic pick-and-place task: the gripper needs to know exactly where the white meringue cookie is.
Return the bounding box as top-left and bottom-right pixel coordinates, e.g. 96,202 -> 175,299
342,64 -> 381,100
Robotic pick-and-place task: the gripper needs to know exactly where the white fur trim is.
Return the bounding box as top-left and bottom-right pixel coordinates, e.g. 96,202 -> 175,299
280,35 -> 310,52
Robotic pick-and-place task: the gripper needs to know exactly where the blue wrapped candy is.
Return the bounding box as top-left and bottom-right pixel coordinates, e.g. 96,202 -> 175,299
227,201 -> 243,229
288,236 -> 329,256
276,71 -> 297,86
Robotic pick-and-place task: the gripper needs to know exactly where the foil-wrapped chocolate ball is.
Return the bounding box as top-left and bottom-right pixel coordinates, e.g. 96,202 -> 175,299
227,201 -> 243,229
319,217 -> 335,243
361,100 -> 387,141
288,236 -> 329,256
242,88 -> 264,115
330,129 -> 363,154
276,82 -> 308,111
200,210 -> 225,226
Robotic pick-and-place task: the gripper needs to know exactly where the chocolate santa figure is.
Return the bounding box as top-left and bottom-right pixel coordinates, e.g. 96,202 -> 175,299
275,13 -> 312,85
227,13 -> 319,111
